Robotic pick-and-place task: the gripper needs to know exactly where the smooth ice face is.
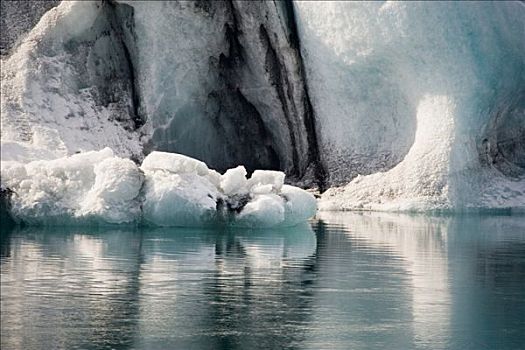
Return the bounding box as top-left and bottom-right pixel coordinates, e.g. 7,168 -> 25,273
1,149 -> 317,227
295,1 -> 525,211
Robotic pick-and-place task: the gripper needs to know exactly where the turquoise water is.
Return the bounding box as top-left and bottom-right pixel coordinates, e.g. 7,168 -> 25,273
1,213 -> 524,350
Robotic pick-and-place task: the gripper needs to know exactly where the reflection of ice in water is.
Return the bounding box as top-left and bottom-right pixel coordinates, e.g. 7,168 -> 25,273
317,212 -> 451,349
1,229 -> 144,349
136,224 -> 317,349
1,225 -> 317,350
3,215 -> 523,349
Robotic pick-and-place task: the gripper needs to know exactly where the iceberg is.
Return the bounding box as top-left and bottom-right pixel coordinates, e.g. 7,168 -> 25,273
0,149 -> 317,227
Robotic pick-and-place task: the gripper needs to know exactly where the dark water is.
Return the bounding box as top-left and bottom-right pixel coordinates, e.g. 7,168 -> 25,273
1,213 -> 524,350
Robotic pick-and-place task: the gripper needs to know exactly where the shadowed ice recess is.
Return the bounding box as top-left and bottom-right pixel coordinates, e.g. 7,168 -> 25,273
0,1 -> 524,224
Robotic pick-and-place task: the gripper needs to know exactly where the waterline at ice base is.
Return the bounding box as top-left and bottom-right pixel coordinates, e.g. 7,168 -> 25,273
1,1 -> 524,227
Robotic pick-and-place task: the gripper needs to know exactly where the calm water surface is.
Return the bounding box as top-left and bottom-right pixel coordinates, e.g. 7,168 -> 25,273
1,213 -> 524,350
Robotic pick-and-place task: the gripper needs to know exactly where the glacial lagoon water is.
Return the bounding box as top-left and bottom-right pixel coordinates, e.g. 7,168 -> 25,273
1,213 -> 524,350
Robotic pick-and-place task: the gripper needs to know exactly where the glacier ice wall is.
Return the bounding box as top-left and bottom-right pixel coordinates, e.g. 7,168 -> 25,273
1,1 -> 524,213
294,1 -> 525,211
